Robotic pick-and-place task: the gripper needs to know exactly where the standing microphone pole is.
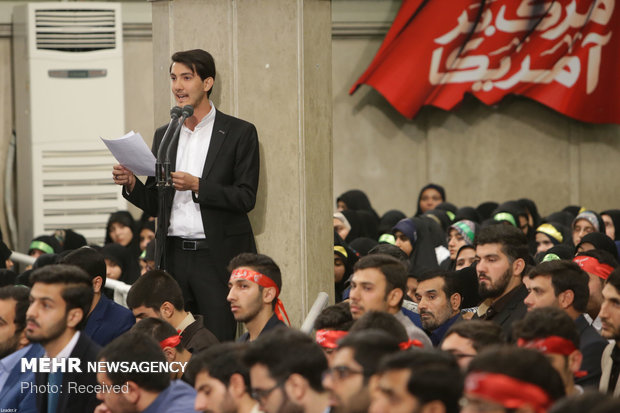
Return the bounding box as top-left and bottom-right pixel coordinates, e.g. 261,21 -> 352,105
155,106 -> 182,271
156,105 -> 194,271
164,105 -> 194,185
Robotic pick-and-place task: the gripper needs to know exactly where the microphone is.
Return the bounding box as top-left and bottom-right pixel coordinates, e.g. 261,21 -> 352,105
156,106 -> 182,184
164,105 -> 194,185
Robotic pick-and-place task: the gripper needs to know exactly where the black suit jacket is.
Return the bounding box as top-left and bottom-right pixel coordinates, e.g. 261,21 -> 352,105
35,333 -> 101,413
575,314 -> 608,388
125,109 -> 259,276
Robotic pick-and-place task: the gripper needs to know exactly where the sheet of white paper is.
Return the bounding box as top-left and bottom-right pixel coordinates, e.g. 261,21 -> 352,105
101,131 -> 156,176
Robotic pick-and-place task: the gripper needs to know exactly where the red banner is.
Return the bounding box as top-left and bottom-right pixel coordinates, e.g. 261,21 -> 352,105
350,0 -> 620,124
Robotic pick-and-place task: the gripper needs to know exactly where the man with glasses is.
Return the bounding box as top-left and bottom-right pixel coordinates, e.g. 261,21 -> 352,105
322,330 -> 401,413
243,328 -> 328,413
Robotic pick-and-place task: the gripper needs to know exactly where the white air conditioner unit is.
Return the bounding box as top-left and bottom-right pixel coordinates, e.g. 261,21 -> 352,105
13,2 -> 126,250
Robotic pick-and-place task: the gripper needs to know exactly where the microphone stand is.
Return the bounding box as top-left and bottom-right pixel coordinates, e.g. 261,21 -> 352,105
156,105 -> 194,271
154,106 -> 181,271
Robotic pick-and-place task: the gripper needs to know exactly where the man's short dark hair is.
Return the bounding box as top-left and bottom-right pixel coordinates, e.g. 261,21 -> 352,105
126,270 -> 184,312
98,332 -> 169,392
186,342 -> 250,389
527,260 -> 589,313
368,244 -> 409,264
314,302 -> 353,331
131,317 -> 186,352
0,285 -> 30,333
466,346 -> 566,402
377,350 -> 462,413
348,311 -> 408,343
353,254 -> 407,307
29,264 -> 93,330
512,307 -> 580,349
606,268 -> 620,296
228,253 -> 282,291
243,327 -> 327,393
475,224 -> 530,264
61,246 -> 106,284
337,329 -> 401,379
418,272 -> 460,306
170,49 -> 216,97
576,249 -> 619,268
443,320 -> 504,352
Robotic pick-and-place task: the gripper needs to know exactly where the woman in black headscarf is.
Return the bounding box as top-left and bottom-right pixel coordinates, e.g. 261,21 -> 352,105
336,189 -> 380,222
105,211 -> 141,258
101,243 -> 140,285
601,210 -> 620,241
414,184 -> 445,216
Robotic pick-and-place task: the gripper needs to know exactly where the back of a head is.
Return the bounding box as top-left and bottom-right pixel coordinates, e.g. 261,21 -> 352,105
377,349 -> 462,413
549,391 -> 614,413
528,260 -> 590,313
349,311 -> 408,343
0,285 -> 30,334
187,342 -> 250,389
443,320 -> 505,352
61,246 -> 107,284
30,264 -> 94,330
466,346 -> 566,403
512,307 -> 580,349
243,327 -> 326,392
314,302 -> 353,331
131,317 -> 185,352
126,269 -> 184,311
98,332 -> 169,392
228,253 -> 282,292
475,223 -> 529,262
368,244 -> 409,265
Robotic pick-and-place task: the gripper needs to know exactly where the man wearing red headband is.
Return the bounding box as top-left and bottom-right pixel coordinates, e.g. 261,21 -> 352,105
573,250 -> 619,333
462,347 -> 565,413
227,253 -> 287,342
524,260 -> 607,388
513,307 -> 585,396
599,268 -> 620,396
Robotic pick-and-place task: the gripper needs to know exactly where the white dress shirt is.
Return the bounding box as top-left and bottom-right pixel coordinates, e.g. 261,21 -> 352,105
168,104 -> 216,238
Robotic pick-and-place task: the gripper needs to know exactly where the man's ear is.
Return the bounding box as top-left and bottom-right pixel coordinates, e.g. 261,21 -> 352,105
512,258 -> 526,277
558,290 -> 575,310
66,308 -> 83,329
387,288 -> 404,308
450,293 -> 462,312
228,373 -> 247,398
123,381 -> 140,404
18,329 -> 29,348
568,350 -> 583,374
284,374 -> 307,403
92,275 -> 103,294
161,346 -> 176,363
263,287 -> 277,305
203,77 -> 214,94
159,302 -> 175,319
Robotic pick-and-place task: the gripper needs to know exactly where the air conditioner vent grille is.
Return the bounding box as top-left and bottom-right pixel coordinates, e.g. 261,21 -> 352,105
35,9 -> 117,52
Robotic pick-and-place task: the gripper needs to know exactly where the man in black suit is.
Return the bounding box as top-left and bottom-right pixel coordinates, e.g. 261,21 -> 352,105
25,264 -> 100,413
113,49 -> 259,341
523,259 -> 607,388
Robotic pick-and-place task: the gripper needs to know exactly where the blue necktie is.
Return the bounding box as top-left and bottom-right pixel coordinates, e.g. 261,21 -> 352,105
47,371 -> 62,413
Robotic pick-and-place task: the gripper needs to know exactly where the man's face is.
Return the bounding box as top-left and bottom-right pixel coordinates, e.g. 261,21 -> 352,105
416,277 -> 455,331
599,283 -> 620,341
573,219 -> 595,246
323,348 -> 367,413
25,283 -> 70,345
96,370 -> 134,413
0,298 -> 21,359
227,269 -> 264,323
194,371 -> 236,413
523,275 -> 559,311
586,273 -> 605,316
170,62 -> 210,108
535,233 -> 554,254
440,333 -> 477,370
130,305 -> 161,321
475,243 -> 513,300
249,364 -> 301,413
349,268 -> 390,320
369,369 -> 420,413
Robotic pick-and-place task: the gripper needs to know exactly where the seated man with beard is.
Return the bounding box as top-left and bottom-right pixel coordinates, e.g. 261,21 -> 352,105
473,224 -> 530,339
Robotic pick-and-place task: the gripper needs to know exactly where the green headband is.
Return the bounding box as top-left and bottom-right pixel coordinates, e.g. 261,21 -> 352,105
542,253 -> 561,262
378,233 -> 396,245
494,212 -> 517,227
452,221 -> 475,244
29,241 -> 54,255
